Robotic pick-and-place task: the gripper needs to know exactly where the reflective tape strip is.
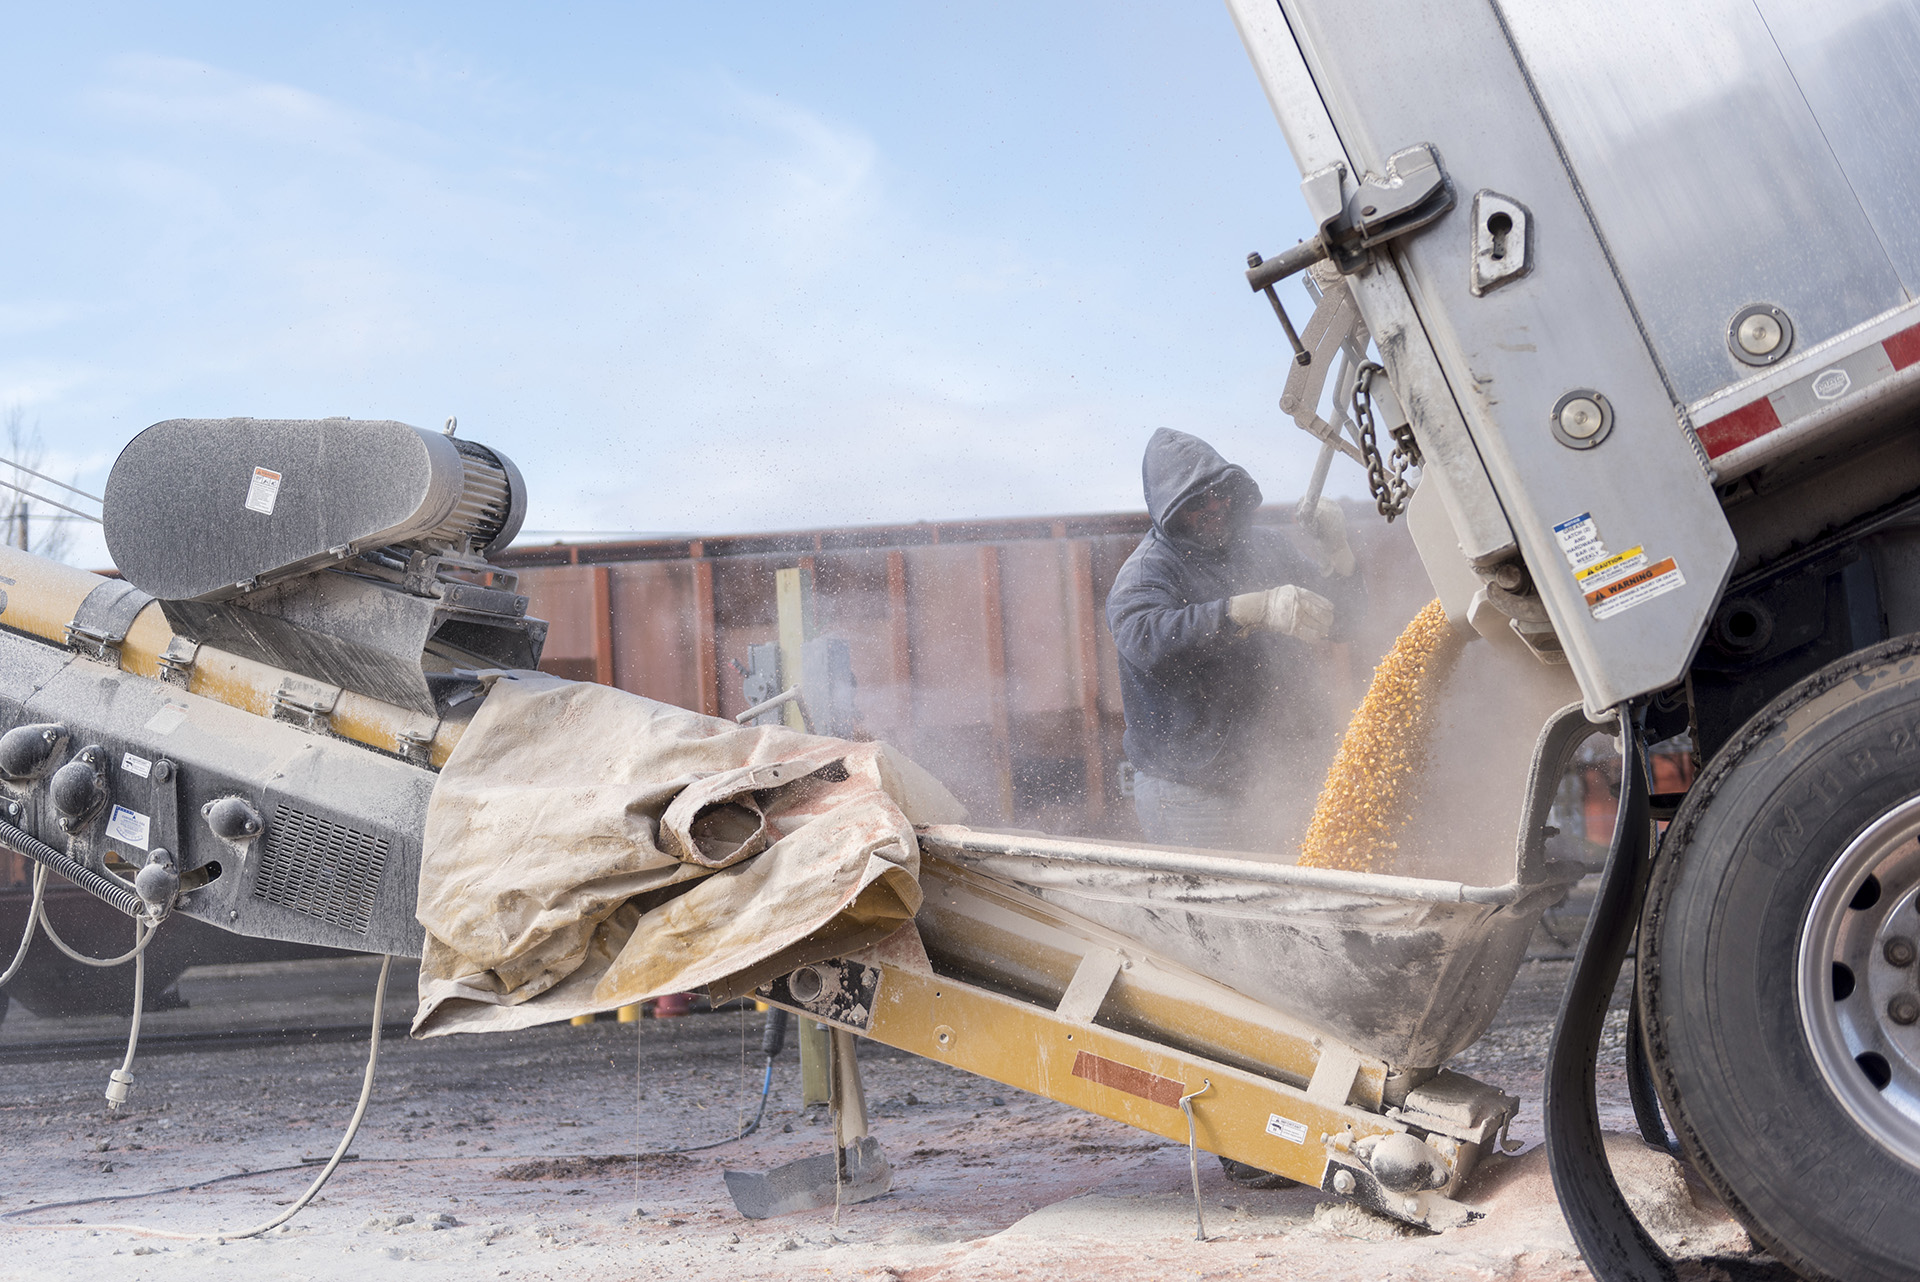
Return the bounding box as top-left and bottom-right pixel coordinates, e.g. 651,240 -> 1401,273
1695,319 -> 1920,459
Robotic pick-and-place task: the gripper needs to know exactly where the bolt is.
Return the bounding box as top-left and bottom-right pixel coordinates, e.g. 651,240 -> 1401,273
1887,936 -> 1917,968
1890,993 -> 1920,1026
1332,1169 -> 1356,1195
1558,397 -> 1605,440
1736,312 -> 1783,356
1491,563 -> 1526,592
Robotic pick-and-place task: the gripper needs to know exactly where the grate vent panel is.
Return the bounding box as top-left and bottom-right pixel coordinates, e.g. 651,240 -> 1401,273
253,804 -> 389,935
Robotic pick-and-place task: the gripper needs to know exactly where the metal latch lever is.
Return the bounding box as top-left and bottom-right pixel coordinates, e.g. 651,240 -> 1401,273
1246,142 -> 1453,366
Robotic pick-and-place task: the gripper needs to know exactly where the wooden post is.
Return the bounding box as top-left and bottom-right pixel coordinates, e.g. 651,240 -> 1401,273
590,566 -> 615,687
1068,541 -> 1107,823
775,566 -> 814,732
886,550 -> 911,729
692,557 -> 719,716
979,545 -> 1014,821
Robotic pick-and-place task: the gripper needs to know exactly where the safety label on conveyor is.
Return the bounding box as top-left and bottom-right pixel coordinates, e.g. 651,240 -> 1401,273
1573,545 -> 1647,588
1585,557 -> 1685,620
1265,1113 -> 1308,1144
245,465 -> 283,516
106,804 -> 151,850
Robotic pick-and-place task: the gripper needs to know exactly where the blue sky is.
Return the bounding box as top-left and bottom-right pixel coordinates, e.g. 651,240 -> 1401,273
0,3 -> 1328,563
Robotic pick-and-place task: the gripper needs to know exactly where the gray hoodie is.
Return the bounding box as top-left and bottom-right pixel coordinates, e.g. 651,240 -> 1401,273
1105,428 -> 1337,791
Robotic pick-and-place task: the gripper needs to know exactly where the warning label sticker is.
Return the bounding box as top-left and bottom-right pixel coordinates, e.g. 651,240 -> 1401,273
120,752 -> 152,779
1265,1113 -> 1309,1145
245,466 -> 283,516
106,804 -> 151,851
1574,545 -> 1648,589
1552,511 -> 1608,570
1586,557 -> 1685,619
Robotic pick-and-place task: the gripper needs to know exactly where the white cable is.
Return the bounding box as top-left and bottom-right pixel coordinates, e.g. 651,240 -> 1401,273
0,863 -> 47,986
105,919 -> 146,1109
11,954 -> 393,1242
36,899 -> 155,967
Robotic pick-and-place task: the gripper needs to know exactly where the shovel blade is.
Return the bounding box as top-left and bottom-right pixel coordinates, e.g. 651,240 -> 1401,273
723,1136 -> 892,1219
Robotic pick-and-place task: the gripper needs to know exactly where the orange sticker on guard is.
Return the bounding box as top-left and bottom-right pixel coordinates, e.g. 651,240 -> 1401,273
1585,556 -> 1684,620
1070,1050 -> 1185,1108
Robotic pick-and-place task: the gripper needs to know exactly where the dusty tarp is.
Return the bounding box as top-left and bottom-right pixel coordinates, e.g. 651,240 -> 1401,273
411,671 -> 964,1037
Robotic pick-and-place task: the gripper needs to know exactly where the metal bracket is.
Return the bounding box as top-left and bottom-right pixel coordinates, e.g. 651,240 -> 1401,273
1247,142 -> 1453,366
394,723 -> 436,767
761,958 -> 881,1032
63,579 -> 155,667
156,636 -> 200,688
137,757 -> 182,921
270,674 -> 341,735
1469,191 -> 1531,295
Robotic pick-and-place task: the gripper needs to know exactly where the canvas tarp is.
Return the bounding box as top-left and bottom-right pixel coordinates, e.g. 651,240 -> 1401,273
411,671 -> 964,1037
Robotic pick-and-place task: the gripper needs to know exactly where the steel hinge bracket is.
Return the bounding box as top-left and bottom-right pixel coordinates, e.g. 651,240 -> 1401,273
270,675 -> 341,735
156,636 -> 199,688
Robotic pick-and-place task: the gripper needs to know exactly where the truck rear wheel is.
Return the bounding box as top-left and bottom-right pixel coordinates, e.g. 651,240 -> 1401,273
1642,637 -> 1920,1282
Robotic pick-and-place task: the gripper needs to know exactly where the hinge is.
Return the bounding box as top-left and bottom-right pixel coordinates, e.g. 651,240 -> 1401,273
157,636 -> 200,689
270,675 -> 341,735
395,723 -> 437,766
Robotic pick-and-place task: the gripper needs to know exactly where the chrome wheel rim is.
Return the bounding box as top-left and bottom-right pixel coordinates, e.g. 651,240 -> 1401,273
1797,795 -> 1920,1171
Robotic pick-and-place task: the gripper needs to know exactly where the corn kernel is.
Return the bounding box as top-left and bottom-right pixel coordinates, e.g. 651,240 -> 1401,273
1297,599 -> 1461,874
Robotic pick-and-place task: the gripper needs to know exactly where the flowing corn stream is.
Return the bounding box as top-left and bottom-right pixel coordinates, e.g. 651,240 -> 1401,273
1298,598 -> 1464,874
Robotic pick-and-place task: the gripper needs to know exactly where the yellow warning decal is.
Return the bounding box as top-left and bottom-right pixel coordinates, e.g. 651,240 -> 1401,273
1573,545 -> 1646,586
1585,557 -> 1684,620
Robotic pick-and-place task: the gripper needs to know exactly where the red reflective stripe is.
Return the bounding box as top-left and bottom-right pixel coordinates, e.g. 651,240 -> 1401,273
1884,323 -> 1920,372
1696,397 -> 1781,458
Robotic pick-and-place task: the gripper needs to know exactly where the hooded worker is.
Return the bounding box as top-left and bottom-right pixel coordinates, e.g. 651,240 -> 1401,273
1107,428 -> 1356,851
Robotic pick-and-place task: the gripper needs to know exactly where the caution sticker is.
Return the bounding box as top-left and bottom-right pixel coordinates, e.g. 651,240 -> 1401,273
144,702 -> 189,735
120,752 -> 152,779
1586,557 -> 1685,619
245,466 -> 283,516
1265,1113 -> 1309,1144
1574,545 -> 1648,589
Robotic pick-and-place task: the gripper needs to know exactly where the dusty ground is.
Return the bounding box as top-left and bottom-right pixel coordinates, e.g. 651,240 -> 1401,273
0,893 -> 1789,1281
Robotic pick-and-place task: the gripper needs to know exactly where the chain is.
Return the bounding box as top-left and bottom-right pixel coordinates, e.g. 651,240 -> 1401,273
1353,362 -> 1422,522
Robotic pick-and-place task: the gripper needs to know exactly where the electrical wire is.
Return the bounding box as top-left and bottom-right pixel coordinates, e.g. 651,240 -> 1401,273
8,984 -> 776,1239
0,863 -> 47,987
104,921 -> 148,1110
36,900 -> 154,967
0,456 -> 101,503
4,955 -> 392,1243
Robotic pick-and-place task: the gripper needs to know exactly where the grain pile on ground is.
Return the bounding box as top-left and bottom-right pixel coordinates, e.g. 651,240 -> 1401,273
1298,598 -> 1464,873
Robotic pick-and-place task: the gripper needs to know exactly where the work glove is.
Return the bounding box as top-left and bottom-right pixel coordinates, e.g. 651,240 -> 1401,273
1226,583 -> 1334,641
1303,498 -> 1356,578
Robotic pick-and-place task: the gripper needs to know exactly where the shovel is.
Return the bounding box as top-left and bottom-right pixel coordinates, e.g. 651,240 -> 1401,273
722,1134 -> 892,1219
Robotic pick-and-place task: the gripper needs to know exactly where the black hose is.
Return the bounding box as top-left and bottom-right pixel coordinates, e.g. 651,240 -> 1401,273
761,1006 -> 789,1059
0,817 -> 145,919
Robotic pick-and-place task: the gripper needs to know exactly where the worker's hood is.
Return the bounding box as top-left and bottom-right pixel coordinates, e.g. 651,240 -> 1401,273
1142,428 -> 1263,546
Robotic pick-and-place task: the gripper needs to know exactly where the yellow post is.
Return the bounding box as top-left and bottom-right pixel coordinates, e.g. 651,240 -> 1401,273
798,1017 -> 832,1106
775,566 -> 812,732
569,1013 -> 595,1027
616,1003 -> 642,1023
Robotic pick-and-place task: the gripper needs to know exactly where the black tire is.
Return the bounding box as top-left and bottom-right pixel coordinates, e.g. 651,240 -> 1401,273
1642,635 -> 1920,1282
1217,1155 -> 1294,1190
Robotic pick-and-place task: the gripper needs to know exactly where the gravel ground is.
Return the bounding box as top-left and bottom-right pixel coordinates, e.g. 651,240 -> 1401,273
0,894 -> 1789,1281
